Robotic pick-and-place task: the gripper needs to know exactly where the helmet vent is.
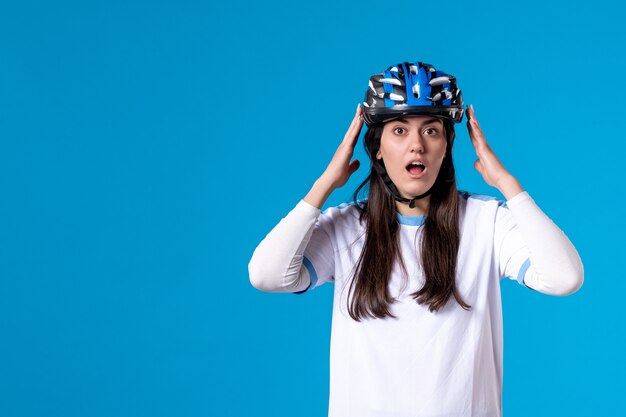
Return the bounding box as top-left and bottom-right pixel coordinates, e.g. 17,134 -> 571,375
429,76 -> 450,86
430,90 -> 452,102
412,84 -> 420,98
379,77 -> 401,86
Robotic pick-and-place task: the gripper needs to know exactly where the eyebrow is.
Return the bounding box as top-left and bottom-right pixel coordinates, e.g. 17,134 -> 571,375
394,117 -> 443,127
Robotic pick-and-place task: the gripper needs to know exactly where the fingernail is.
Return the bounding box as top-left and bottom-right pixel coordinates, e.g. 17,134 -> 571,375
356,103 -> 360,112
470,104 -> 474,111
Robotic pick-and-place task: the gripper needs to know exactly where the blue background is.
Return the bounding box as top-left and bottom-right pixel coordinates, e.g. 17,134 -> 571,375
1,0 -> 623,416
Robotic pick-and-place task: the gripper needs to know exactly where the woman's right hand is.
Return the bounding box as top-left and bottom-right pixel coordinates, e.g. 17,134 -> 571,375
320,104 -> 364,190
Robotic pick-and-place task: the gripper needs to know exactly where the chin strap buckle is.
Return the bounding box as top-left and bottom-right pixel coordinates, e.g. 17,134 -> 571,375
408,199 -> 416,209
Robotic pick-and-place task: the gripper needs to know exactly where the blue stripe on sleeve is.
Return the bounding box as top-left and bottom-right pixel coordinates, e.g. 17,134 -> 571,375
292,256 -> 318,295
517,257 -> 531,286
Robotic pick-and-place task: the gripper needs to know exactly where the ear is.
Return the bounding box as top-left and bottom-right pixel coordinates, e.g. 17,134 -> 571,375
376,150 -> 382,160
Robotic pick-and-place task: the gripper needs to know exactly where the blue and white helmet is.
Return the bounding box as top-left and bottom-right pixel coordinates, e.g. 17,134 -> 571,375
362,61 -> 464,126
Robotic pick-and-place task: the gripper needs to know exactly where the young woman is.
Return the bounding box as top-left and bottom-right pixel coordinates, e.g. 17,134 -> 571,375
248,60 -> 584,417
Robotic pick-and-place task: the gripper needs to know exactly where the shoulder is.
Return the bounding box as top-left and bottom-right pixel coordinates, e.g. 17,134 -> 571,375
318,199 -> 367,229
321,198 -> 366,218
457,189 -> 508,209
457,190 -> 510,229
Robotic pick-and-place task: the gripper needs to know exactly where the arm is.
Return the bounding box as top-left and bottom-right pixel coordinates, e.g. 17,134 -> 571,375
467,105 -> 584,296
248,179 -> 335,293
248,104 -> 364,293
497,178 -> 584,296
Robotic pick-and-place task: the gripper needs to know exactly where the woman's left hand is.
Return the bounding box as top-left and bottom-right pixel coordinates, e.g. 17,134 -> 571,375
466,105 -> 512,188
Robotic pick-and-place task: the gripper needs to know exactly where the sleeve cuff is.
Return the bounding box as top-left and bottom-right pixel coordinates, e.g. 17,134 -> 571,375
505,190 -> 532,208
297,199 -> 322,217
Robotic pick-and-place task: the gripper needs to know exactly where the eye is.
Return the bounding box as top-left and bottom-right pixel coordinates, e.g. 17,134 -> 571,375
424,127 -> 439,135
393,127 -> 406,135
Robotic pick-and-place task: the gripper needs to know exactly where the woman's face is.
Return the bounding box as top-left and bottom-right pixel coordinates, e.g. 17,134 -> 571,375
376,115 -> 447,200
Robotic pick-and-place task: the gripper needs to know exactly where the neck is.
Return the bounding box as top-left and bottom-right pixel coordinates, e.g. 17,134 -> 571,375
395,195 -> 430,216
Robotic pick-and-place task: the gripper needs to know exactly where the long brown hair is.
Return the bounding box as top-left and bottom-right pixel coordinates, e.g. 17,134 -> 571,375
348,119 -> 471,320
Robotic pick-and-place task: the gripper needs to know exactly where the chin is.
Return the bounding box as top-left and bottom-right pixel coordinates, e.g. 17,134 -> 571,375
389,171 -> 437,198
401,183 -> 435,198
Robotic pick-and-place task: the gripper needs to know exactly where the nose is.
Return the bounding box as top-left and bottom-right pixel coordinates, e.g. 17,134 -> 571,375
409,131 -> 425,153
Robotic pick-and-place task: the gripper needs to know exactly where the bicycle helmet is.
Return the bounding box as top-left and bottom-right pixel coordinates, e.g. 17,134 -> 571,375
362,61 -> 465,208
362,61 -> 464,126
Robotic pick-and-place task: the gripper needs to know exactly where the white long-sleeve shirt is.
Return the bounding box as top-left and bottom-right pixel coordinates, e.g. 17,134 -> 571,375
248,190 -> 583,417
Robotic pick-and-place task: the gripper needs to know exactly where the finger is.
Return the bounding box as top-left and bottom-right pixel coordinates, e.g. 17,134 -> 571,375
343,105 -> 361,136
343,116 -> 363,147
348,159 -> 360,175
474,159 -> 484,176
469,119 -> 484,136
467,123 -> 480,147
352,103 -> 362,123
474,145 -> 501,175
472,141 -> 493,161
343,122 -> 363,148
467,120 -> 488,148
467,116 -> 482,132
467,104 -> 476,121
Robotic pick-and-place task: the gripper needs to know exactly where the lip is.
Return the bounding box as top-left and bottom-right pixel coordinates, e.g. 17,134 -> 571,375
406,166 -> 427,179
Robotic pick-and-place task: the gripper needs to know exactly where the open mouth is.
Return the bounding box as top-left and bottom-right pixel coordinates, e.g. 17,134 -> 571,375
406,162 -> 426,176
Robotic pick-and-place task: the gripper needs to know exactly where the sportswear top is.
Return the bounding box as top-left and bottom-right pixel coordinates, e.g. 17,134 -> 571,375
248,190 -> 584,417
